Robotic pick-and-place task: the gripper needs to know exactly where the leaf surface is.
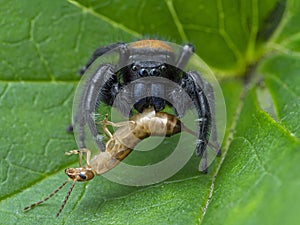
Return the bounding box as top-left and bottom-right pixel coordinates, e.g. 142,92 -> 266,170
0,0 -> 299,225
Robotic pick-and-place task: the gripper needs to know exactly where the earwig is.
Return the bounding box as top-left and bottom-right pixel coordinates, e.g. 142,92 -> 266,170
90,107 -> 197,175
23,108 -> 196,217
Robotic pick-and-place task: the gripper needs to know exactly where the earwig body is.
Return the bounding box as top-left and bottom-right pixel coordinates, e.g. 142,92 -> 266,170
24,108 -> 196,217
89,108 -> 196,175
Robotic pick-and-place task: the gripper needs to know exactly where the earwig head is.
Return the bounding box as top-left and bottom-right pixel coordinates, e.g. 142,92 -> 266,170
23,167 -> 96,217
65,167 -> 95,182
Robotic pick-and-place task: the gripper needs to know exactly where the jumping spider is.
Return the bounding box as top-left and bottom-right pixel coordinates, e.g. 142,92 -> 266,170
73,39 -> 220,172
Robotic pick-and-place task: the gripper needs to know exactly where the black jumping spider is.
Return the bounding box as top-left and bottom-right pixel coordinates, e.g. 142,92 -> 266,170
73,40 -> 219,172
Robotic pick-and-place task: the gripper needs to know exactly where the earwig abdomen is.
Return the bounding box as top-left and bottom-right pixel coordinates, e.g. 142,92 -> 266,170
90,108 -> 194,175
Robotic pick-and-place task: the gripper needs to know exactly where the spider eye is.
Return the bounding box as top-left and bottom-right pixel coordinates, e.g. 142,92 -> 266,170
131,65 -> 138,71
160,65 -> 167,71
150,68 -> 160,76
139,68 -> 148,76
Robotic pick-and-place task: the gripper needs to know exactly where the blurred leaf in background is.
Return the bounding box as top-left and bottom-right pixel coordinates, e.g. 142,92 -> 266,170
0,0 -> 299,224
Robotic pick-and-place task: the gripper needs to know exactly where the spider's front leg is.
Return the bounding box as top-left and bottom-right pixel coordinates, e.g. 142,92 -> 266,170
187,71 -> 220,155
80,42 -> 128,75
73,64 -> 115,152
172,72 -> 213,173
73,43 -> 130,152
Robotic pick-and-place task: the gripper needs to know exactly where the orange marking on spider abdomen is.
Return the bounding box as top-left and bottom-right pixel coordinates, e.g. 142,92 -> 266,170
129,40 -> 174,52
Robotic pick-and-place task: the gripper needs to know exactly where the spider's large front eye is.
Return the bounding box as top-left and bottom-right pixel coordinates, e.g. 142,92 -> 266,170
150,68 -> 160,76
160,65 -> 167,71
139,68 -> 148,76
131,65 -> 138,71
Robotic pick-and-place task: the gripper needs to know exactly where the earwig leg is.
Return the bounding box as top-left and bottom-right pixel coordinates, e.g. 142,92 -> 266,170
102,114 -> 113,138
101,114 -> 136,138
65,148 -> 92,167
99,114 -> 136,128
65,150 -> 83,166
106,120 -> 136,128
78,148 -> 92,166
103,126 -> 113,138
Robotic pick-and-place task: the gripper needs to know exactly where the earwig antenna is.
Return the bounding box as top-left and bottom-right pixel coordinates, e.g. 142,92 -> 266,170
56,179 -> 77,217
23,180 -> 69,212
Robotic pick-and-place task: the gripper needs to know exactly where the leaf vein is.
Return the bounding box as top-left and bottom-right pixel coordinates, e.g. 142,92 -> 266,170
29,13 -> 55,81
246,0 -> 259,60
217,0 -> 243,62
0,83 -> 9,100
74,12 -> 86,52
164,0 -> 188,42
200,82 -> 247,224
67,0 -> 142,39
267,43 -> 300,57
183,24 -> 220,34
269,74 -> 300,99
237,135 -> 282,186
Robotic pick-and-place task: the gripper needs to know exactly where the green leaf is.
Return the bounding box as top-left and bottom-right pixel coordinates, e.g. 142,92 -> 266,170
1,0 -> 299,225
202,86 -> 300,225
